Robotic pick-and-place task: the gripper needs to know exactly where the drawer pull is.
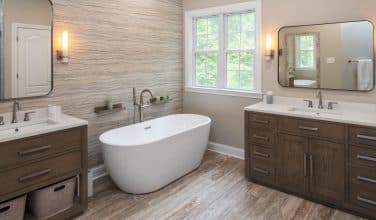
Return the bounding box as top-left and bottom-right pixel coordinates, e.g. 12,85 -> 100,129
357,196 -> 376,206
357,176 -> 376,184
357,155 -> 376,162
357,134 -> 376,141
0,205 -> 10,213
253,167 -> 269,175
254,151 -> 270,158
18,169 -> 51,182
253,119 -> 269,124
18,145 -> 51,157
253,134 -> 269,141
299,126 -> 319,132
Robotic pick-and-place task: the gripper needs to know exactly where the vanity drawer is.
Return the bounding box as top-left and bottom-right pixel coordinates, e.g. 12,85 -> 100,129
250,158 -> 275,183
248,113 -> 276,129
0,127 -> 82,170
250,144 -> 275,163
278,117 -> 345,142
349,145 -> 376,168
349,167 -> 376,210
350,126 -> 376,148
0,151 -> 81,197
249,129 -> 275,146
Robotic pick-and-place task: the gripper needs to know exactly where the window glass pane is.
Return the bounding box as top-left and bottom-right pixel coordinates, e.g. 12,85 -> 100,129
197,19 -> 207,35
228,32 -> 241,50
196,34 -> 207,51
227,11 -> 255,50
227,51 -> 254,90
295,35 -> 315,69
300,51 -> 314,68
240,71 -> 253,90
241,31 -> 255,50
227,53 -> 239,70
208,17 -> 219,34
300,36 -> 314,50
195,16 -> 219,51
195,53 -> 217,87
227,71 -> 239,88
228,14 -> 241,32
239,52 -> 253,70
242,12 -> 255,31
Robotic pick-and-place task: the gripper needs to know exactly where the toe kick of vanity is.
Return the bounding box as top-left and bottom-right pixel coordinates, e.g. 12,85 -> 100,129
245,111 -> 376,219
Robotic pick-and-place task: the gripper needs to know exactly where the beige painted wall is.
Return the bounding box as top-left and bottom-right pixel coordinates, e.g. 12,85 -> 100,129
0,0 -> 183,168
183,0 -> 376,150
3,0 -> 52,98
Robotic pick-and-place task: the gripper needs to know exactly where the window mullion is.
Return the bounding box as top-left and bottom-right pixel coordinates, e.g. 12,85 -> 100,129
217,14 -> 226,89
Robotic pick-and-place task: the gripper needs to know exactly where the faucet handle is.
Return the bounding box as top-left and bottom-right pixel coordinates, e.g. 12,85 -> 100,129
327,102 -> 338,110
304,100 -> 313,108
24,111 -> 36,122
0,116 -> 4,125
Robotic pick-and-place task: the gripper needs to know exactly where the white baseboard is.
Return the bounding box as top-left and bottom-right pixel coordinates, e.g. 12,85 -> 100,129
207,141 -> 244,160
88,165 -> 108,197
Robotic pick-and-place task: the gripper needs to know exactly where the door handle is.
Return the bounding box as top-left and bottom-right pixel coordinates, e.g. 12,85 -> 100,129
357,134 -> 376,141
253,119 -> 269,124
253,134 -> 269,141
18,169 -> 51,182
357,176 -> 376,184
299,126 -> 319,132
357,196 -> 376,206
253,167 -> 269,175
254,151 -> 270,158
357,155 -> 376,162
18,145 -> 51,157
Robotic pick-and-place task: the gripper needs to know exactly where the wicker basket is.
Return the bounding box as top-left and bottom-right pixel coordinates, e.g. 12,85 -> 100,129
0,195 -> 26,220
28,178 -> 76,220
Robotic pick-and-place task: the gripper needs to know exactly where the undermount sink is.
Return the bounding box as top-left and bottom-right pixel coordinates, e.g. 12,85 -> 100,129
0,120 -> 59,137
287,107 -> 343,117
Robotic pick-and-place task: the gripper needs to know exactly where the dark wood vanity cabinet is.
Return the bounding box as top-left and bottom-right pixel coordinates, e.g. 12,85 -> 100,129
0,126 -> 88,219
245,111 -> 375,219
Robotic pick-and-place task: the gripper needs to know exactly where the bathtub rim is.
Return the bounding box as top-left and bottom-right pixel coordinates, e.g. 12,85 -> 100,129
99,114 -> 211,148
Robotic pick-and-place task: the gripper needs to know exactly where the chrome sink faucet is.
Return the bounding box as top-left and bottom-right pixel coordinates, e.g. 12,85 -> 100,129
133,88 -> 154,123
316,90 -> 324,109
12,101 -> 20,123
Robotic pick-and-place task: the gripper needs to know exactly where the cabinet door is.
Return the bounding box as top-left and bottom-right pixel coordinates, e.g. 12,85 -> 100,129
277,134 -> 309,195
309,139 -> 345,203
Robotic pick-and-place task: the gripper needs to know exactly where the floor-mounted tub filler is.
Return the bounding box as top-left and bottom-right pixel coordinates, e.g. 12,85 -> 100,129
100,114 -> 211,194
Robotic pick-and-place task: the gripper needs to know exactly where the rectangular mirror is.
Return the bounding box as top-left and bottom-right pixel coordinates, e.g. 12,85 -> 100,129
278,21 -> 374,91
0,0 -> 53,100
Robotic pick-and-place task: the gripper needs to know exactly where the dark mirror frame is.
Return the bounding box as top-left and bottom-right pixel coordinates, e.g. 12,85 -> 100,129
277,20 -> 375,92
0,0 -> 54,101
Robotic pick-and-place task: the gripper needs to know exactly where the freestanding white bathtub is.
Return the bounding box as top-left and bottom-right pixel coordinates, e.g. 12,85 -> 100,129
99,114 -> 211,194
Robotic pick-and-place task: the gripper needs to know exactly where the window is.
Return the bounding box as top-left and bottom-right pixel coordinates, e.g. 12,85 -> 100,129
185,2 -> 261,98
295,35 -> 316,69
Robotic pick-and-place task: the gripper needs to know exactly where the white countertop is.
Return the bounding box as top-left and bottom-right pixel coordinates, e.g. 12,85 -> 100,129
245,96 -> 376,127
0,108 -> 88,143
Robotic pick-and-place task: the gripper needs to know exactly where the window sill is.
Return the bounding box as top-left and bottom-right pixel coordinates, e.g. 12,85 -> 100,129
185,87 -> 263,99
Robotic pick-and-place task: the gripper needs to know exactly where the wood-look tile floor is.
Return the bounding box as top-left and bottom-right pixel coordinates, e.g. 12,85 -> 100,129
75,151 -> 365,220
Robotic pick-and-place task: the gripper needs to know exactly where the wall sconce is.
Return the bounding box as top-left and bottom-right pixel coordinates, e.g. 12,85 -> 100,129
265,33 -> 274,61
57,31 -> 69,64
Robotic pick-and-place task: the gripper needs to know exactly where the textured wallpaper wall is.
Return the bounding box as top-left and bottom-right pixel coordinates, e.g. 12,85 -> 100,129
0,0 -> 183,168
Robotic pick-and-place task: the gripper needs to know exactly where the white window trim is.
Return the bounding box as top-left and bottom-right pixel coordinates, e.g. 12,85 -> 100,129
184,1 -> 262,99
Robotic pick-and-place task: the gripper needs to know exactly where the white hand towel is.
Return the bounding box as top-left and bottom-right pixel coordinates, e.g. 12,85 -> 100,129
357,59 -> 373,91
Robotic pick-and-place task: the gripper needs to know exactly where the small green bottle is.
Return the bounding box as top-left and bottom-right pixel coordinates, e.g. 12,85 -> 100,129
106,97 -> 113,110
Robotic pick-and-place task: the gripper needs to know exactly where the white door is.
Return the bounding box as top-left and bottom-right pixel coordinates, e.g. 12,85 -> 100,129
14,25 -> 51,98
